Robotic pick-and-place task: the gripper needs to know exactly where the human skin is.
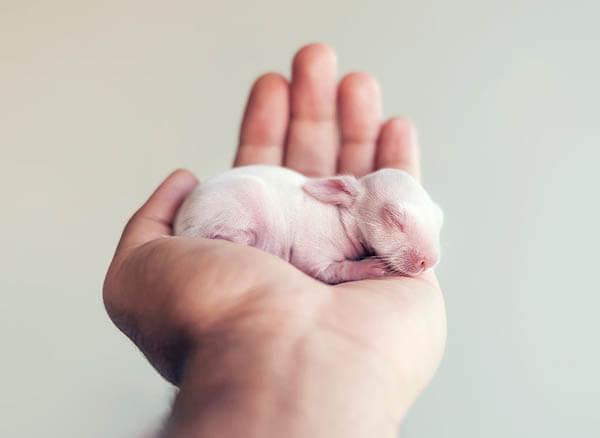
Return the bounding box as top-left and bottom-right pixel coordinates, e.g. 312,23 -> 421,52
103,43 -> 446,437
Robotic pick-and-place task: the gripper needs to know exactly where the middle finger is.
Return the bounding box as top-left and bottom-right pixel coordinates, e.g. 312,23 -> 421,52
284,43 -> 339,177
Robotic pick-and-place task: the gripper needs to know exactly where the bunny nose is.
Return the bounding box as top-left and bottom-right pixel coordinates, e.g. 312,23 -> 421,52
403,250 -> 427,275
415,258 -> 434,274
412,260 -> 426,274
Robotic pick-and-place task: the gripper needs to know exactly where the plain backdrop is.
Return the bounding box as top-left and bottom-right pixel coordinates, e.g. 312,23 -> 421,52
1,0 -> 599,436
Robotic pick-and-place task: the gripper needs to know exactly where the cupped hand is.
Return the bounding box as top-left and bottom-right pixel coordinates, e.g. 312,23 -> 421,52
103,43 -> 446,424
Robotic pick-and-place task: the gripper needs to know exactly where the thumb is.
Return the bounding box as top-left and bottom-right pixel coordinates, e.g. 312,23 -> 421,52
116,169 -> 198,252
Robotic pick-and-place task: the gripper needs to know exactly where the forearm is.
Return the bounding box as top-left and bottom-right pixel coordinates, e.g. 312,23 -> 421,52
163,320 -> 402,438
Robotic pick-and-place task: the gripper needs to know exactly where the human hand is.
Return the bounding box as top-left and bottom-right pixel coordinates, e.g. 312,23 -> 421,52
103,43 -> 446,437
233,41 -> 446,405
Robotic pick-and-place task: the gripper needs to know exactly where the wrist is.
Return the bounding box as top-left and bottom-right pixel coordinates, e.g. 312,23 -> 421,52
165,303 -> 402,438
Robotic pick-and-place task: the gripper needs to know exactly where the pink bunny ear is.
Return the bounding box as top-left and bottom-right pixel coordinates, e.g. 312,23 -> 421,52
302,176 -> 361,207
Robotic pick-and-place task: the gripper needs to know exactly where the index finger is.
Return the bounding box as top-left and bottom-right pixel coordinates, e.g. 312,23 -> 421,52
116,169 -> 198,252
235,73 -> 290,167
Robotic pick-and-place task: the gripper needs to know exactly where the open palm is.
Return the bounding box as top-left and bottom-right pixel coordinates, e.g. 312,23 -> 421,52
103,44 -> 446,427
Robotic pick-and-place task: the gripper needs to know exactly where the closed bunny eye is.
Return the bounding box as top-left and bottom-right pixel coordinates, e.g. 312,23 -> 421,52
381,202 -> 406,232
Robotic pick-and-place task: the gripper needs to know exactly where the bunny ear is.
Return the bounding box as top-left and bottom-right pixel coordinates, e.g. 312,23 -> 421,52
302,176 -> 361,207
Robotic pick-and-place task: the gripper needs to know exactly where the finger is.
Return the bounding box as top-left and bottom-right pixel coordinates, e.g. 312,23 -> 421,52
117,169 -> 198,251
234,73 -> 290,167
376,117 -> 421,181
285,43 -> 339,177
337,72 -> 382,177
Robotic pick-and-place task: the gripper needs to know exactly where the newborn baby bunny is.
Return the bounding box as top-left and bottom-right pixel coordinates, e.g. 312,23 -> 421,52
174,165 -> 443,284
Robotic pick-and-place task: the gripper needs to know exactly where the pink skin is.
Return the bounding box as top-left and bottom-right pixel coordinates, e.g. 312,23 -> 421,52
174,165 -> 443,284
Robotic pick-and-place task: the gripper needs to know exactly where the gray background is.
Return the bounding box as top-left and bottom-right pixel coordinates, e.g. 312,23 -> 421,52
1,0 -> 599,436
